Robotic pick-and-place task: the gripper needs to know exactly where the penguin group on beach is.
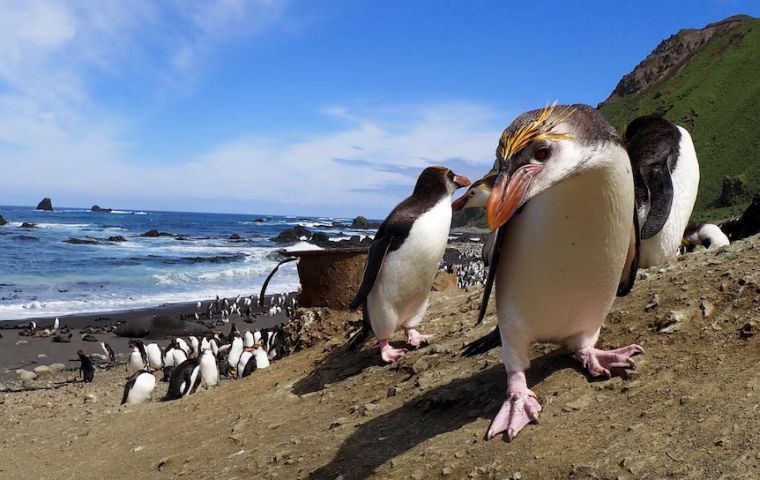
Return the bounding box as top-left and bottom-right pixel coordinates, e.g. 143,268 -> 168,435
117,323 -> 287,406
192,293 -> 298,325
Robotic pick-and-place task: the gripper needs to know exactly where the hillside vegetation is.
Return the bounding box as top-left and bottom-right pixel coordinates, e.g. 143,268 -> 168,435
599,15 -> 760,222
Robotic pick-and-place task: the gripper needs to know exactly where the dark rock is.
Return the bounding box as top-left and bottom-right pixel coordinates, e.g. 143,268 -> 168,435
115,315 -> 210,339
64,237 -> 99,245
452,208 -> 486,228
140,229 -> 174,238
718,175 -> 751,207
721,193 -> 760,241
228,233 -> 241,240
81,333 -> 99,342
0,215 -> 6,226
20,222 -> 36,229
106,236 -> 126,242
91,205 -> 112,213
350,216 -> 381,229
310,232 -> 331,247
36,197 -> 53,211
254,218 -> 268,222
272,225 -> 312,244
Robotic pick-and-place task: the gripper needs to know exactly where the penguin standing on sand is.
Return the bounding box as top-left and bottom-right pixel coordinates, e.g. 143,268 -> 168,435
480,104 -> 641,441
165,358 -> 201,400
625,114 -> 699,267
127,340 -> 148,375
227,333 -> 244,378
121,370 -> 156,406
100,341 -> 115,362
349,166 -> 471,362
145,343 -> 163,371
199,346 -> 218,388
77,350 -> 95,383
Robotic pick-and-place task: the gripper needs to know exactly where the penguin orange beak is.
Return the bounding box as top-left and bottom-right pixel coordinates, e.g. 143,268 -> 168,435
451,194 -> 469,212
486,164 -> 544,230
453,175 -> 471,188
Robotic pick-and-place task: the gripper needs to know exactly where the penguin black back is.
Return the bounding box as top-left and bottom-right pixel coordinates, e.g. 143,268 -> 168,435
165,358 -> 200,401
77,350 -> 95,383
624,114 -> 682,240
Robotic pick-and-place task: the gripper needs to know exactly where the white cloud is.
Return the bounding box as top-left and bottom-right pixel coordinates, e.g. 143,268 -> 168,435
0,2 -> 507,218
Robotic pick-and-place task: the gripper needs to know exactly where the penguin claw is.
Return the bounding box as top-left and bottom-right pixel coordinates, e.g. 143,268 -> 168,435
574,344 -> 643,378
486,390 -> 542,441
405,328 -> 432,348
379,340 -> 407,363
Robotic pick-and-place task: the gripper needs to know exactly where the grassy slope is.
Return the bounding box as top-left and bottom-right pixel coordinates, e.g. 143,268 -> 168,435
599,16 -> 760,222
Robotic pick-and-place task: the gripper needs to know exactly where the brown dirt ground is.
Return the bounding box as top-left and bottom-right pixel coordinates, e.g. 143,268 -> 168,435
2,237 -> 760,480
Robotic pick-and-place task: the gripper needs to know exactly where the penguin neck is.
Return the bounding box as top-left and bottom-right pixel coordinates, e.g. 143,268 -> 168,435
412,180 -> 452,200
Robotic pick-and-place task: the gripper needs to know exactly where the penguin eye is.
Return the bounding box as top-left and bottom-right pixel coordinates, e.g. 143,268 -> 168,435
534,148 -> 550,161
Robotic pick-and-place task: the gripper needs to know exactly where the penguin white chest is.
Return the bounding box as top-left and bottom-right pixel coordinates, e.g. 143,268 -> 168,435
368,198 -> 451,327
496,153 -> 634,348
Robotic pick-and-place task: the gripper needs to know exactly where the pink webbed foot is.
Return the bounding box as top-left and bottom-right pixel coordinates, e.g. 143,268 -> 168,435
379,339 -> 407,363
487,371 -> 542,441
574,344 -> 644,378
404,328 -> 432,348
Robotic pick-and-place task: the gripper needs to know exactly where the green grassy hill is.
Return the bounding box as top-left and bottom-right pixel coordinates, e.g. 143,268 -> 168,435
599,15 -> 760,222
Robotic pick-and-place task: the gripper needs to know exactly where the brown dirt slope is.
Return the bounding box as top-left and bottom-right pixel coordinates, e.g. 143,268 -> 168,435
2,237 -> 760,479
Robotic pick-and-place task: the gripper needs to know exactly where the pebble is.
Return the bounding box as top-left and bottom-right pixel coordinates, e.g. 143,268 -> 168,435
17,370 -> 37,382
410,470 -> 424,480
33,365 -> 51,375
83,393 -> 97,403
49,363 -> 66,372
441,467 -> 452,476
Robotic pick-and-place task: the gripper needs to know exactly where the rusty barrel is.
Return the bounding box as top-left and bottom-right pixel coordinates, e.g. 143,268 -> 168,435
278,248 -> 368,310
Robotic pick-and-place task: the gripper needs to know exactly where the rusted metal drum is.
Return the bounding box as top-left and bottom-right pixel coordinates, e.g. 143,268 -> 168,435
279,248 -> 368,309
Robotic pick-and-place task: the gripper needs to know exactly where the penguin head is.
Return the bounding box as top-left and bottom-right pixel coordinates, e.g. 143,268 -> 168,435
414,166 -> 471,198
452,173 -> 496,211
487,104 -> 622,230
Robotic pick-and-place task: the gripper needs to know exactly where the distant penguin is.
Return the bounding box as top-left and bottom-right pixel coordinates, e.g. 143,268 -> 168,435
81,333 -> 98,342
253,345 -> 270,369
100,341 -> 115,362
681,223 -> 730,253
349,166 -> 471,362
145,343 -> 163,371
227,334 -> 244,378
625,115 -> 699,267
121,370 -> 156,405
52,317 -> 59,331
165,358 -> 201,400
237,350 -> 253,377
199,347 -> 218,388
176,337 -> 190,356
243,330 -> 254,348
188,336 -> 200,358
127,340 -> 148,375
78,350 -> 95,383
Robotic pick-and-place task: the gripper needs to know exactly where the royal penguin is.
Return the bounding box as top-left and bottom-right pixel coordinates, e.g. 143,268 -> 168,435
226,333 -> 244,378
451,173 -> 498,267
253,345 -> 270,369
188,336 -> 200,358
165,358 -> 201,400
77,350 -> 95,383
100,341 -> 115,362
681,223 -> 730,253
198,346 -> 219,388
175,337 -> 190,357
145,343 -> 164,371
237,349 -> 253,377
480,104 -> 641,441
349,166 -> 471,362
127,340 -> 148,375
625,114 -> 699,267
121,370 -> 156,405
243,329 -> 254,348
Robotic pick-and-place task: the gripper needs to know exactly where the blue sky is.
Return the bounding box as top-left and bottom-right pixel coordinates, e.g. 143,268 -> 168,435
1,1 -> 758,218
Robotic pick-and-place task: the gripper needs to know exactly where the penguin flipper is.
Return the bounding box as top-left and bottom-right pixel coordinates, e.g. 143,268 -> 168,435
476,226 -> 505,325
349,233 -> 394,310
462,327 -> 501,357
617,207 -> 641,297
346,304 -> 373,351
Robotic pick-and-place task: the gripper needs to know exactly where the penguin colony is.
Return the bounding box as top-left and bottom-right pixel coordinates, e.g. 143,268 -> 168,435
350,105 -> 724,442
119,323 -> 286,405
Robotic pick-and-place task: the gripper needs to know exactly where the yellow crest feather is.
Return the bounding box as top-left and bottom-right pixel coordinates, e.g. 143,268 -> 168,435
496,102 -> 575,162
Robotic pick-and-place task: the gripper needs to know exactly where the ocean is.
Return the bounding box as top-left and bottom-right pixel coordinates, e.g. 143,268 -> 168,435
0,205 -> 374,321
